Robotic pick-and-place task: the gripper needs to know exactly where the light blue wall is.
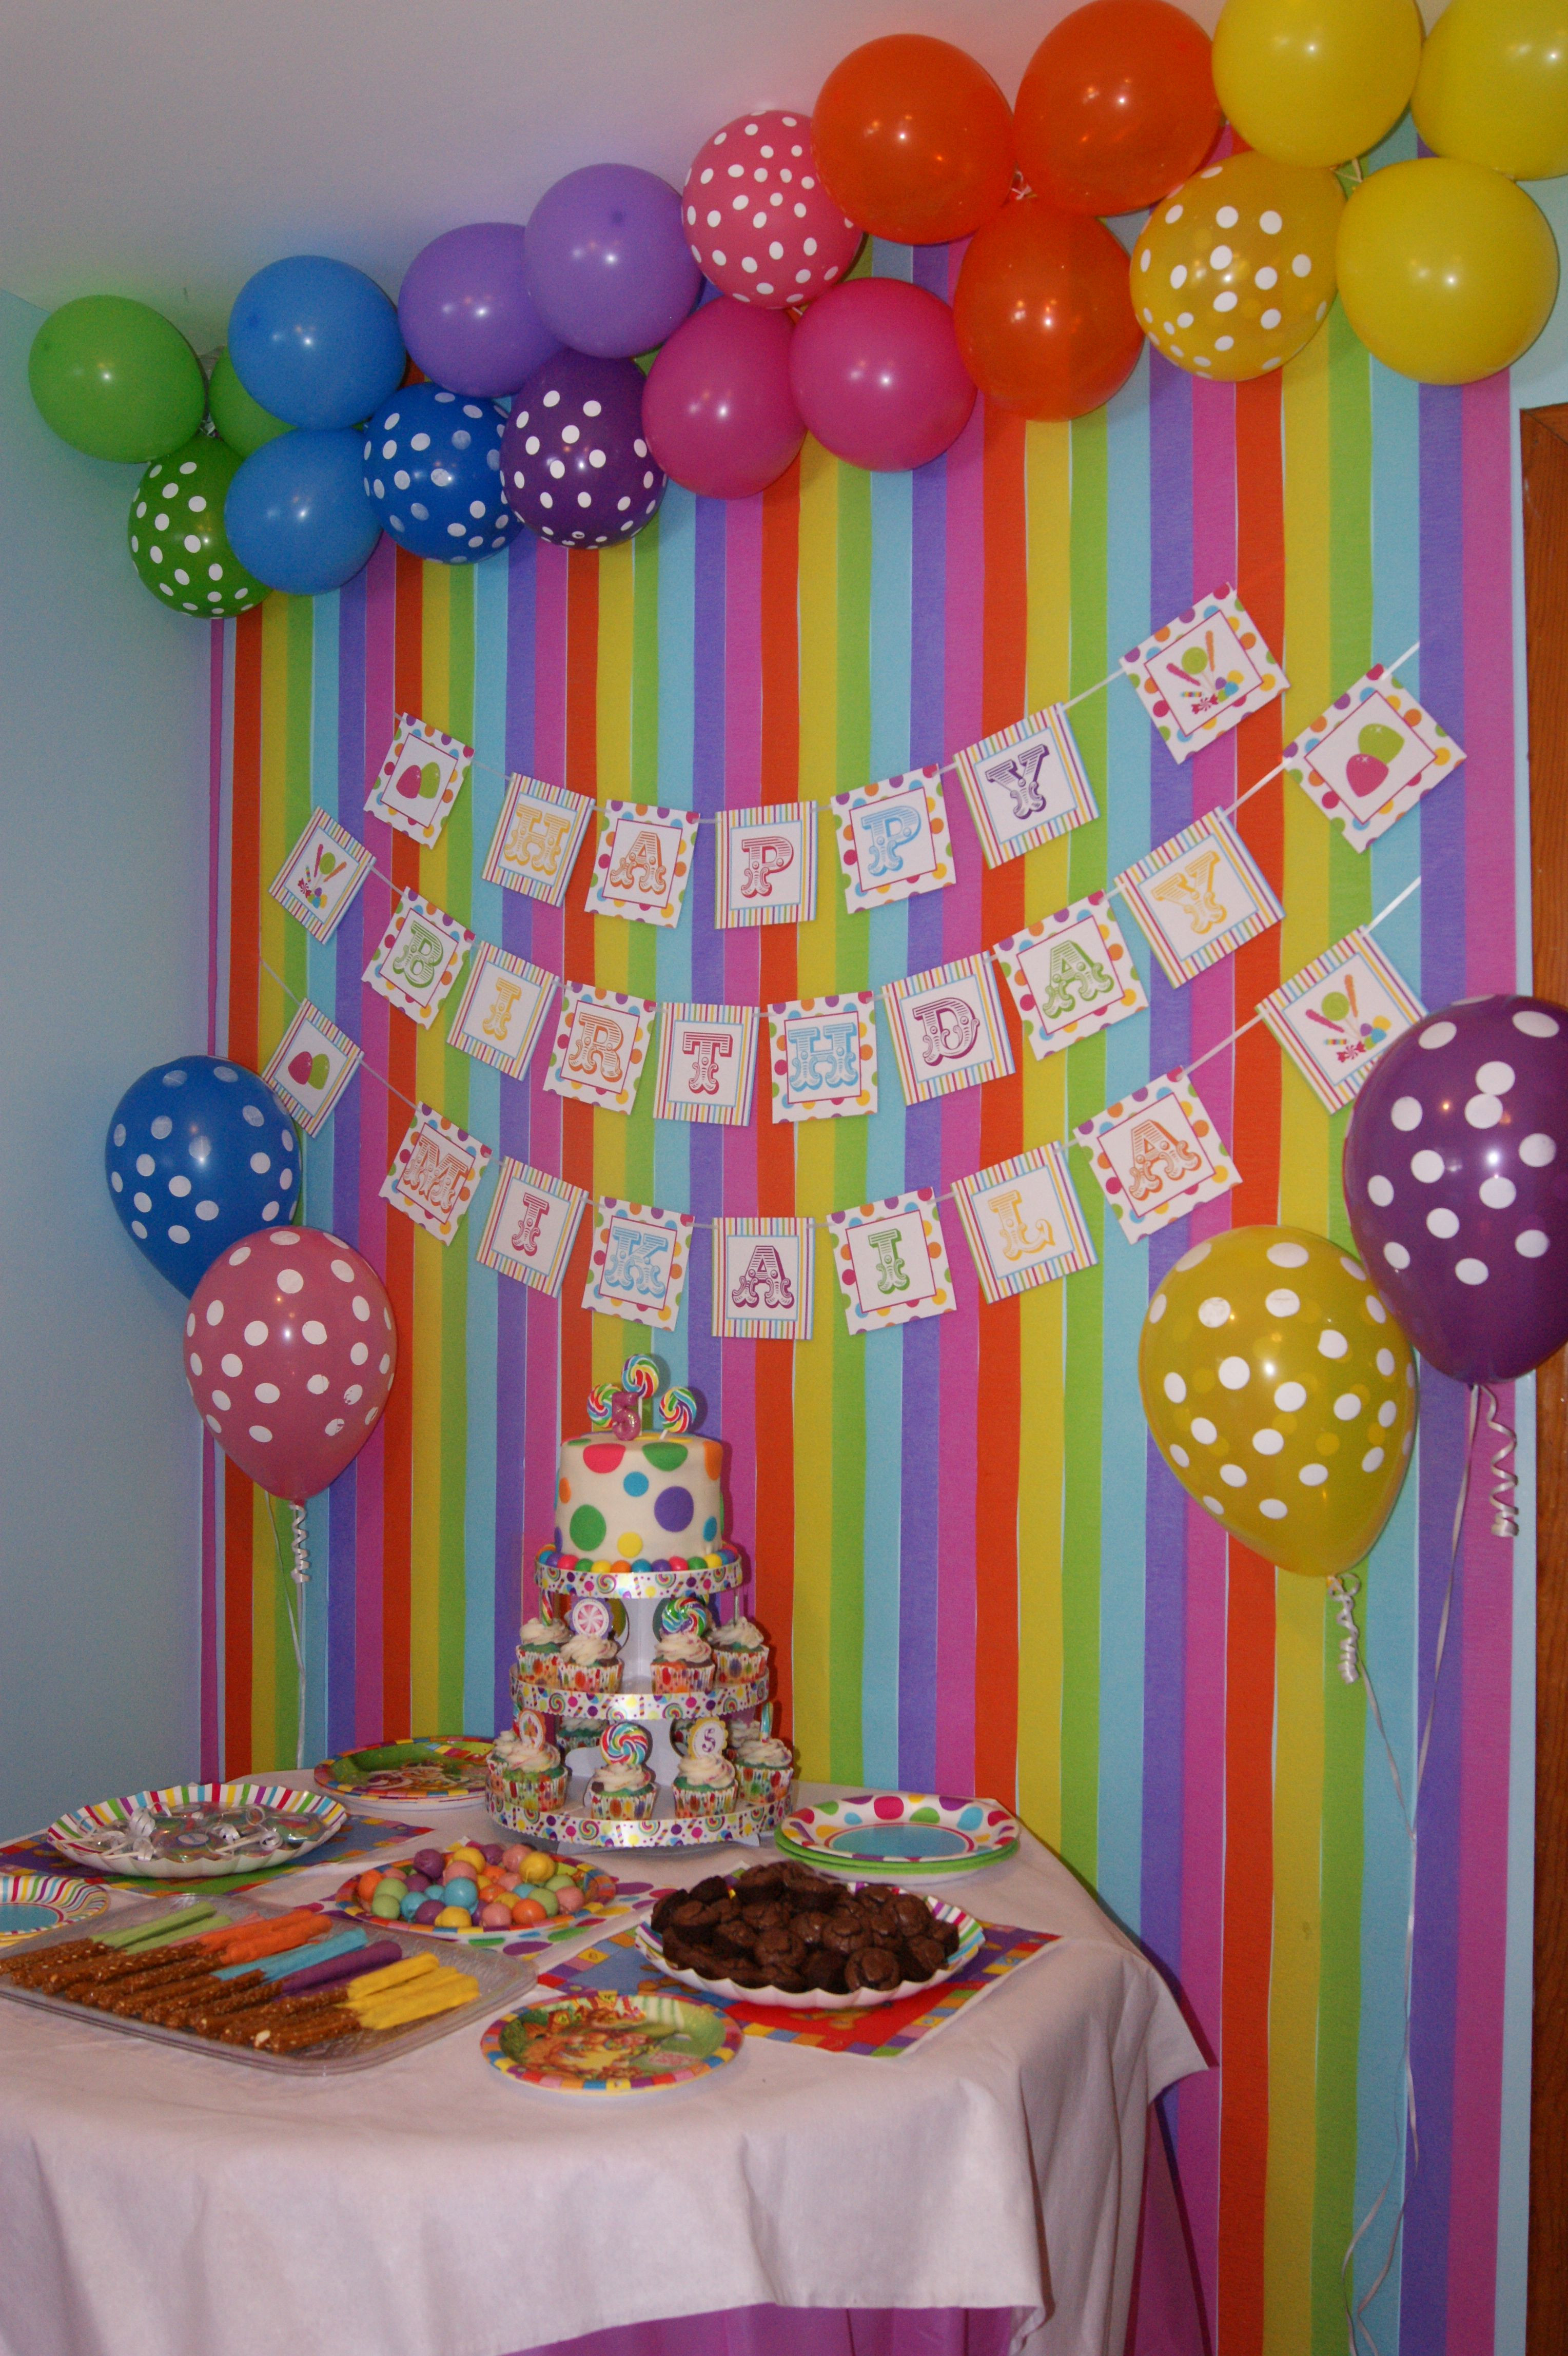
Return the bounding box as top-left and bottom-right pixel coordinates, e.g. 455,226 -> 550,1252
0,289 -> 210,1837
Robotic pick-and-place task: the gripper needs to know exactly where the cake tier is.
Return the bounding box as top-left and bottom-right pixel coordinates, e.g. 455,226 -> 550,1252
509,1669 -> 770,1722
536,1542 -> 745,1601
555,1433 -> 727,1564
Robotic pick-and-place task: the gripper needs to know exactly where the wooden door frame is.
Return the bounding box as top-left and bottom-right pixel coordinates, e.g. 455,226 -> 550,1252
1521,403 -> 1568,2352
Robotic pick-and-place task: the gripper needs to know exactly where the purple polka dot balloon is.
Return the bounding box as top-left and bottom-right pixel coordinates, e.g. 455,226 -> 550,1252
500,351 -> 665,548
1343,994 -> 1568,1383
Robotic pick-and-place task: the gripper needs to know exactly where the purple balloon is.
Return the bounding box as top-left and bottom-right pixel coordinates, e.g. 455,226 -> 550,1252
524,164 -> 701,359
397,224 -> 561,398
1343,994 -> 1568,1383
501,350 -> 665,547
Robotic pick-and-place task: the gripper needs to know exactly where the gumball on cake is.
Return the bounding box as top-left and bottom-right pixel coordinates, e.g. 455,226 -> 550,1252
486,1357 -> 791,1850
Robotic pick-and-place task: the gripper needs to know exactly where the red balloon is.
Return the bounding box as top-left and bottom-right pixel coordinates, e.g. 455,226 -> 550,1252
1015,0 -> 1222,218
642,300 -> 805,499
954,197 -> 1144,420
184,1227 -> 397,1504
812,34 -> 1015,246
789,278 -> 975,473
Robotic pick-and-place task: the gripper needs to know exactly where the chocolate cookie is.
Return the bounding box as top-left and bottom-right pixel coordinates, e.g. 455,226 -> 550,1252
844,1945 -> 902,1992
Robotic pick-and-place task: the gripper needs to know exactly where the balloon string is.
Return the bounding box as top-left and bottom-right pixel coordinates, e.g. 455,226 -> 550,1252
268,1499 -> 312,1773
1479,1383 -> 1519,1539
1326,1573 -> 1362,1686
1338,1386 -> 1480,2354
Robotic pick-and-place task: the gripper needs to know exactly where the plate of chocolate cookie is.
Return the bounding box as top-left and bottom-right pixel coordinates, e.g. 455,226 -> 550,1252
637,1861 -> 984,2011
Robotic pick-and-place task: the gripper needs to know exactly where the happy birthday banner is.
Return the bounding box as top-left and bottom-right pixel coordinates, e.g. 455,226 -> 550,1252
261,586 -> 1453,1336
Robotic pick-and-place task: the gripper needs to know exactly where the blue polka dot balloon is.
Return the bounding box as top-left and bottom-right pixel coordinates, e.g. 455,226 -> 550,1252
362,383 -> 519,563
105,1056 -> 301,1297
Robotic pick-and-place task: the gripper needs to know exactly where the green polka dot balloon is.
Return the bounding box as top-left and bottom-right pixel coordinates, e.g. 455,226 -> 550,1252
1138,1224 -> 1418,1579
127,433 -> 268,619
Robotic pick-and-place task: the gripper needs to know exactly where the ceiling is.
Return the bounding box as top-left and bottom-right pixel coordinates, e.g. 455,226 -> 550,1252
2,0 -> 1235,344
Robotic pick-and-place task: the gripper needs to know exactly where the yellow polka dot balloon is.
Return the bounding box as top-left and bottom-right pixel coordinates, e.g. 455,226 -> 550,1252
1131,151 -> 1344,384
1138,1225 -> 1417,1579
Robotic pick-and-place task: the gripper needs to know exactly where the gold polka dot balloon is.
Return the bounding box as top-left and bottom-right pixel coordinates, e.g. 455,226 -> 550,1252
1138,1225 -> 1417,1579
1130,151 -> 1344,384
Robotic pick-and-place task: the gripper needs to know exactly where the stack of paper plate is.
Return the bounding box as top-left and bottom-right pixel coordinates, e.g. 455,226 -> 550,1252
773,1792 -> 1020,1879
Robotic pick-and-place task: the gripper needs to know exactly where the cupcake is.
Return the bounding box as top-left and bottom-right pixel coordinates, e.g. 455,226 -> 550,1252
650,1629 -> 715,1696
556,1631 -> 623,1694
733,1733 -> 794,1827
517,1615 -> 567,1684
671,1750 -> 739,1818
711,1616 -> 768,1688
487,1727 -> 569,1818
584,1757 -> 657,1821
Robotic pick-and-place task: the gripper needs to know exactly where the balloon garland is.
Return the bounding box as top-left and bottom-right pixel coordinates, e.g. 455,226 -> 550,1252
27,0 -> 1562,618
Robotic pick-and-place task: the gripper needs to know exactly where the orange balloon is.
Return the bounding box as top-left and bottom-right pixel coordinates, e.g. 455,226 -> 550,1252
954,196 -> 1145,419
812,34 -> 1016,246
1016,0 -> 1223,217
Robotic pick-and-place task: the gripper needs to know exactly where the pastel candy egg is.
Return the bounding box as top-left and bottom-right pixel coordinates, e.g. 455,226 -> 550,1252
443,1876 -> 478,1909
500,1845 -> 530,1871
414,1849 -> 445,1879
480,1900 -> 514,1929
555,1883 -> 584,1914
435,1905 -> 473,1929
370,1888 -> 404,1919
414,1899 -> 443,1924
511,1897 -> 546,1927
533,1887 -> 559,1917
521,1851 -> 556,1886
400,1891 -> 426,1920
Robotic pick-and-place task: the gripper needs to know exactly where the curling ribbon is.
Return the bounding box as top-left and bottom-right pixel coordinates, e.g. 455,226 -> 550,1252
1326,1573 -> 1362,1688
1479,1383 -> 1520,1540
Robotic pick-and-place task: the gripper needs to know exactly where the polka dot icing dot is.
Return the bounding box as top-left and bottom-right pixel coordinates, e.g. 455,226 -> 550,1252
1266,1242 -> 1308,1267
1191,1417 -> 1218,1445
1265,1289 -> 1300,1317
1275,1381 -> 1306,1411
1520,1133 -> 1558,1166
1164,1371 -> 1188,1401
1514,1008 -> 1560,1037
1456,1258 -> 1489,1285
1420,1021 -> 1457,1049
1197,1298 -> 1230,1328
1517,1229 -> 1550,1256
1410,1150 -> 1445,1183
1391,1097 -> 1423,1131
1218,1356 -> 1250,1389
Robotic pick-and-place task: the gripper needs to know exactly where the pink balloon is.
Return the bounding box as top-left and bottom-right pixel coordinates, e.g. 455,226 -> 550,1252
682,109 -> 861,308
184,1227 -> 397,1504
642,300 -> 805,499
787,278 -> 975,473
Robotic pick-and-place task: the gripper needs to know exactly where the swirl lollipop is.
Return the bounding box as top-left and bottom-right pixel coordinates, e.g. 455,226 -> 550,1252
657,1385 -> 698,1435
622,1354 -> 662,1400
653,1595 -> 711,1641
586,1380 -> 616,1430
599,1720 -> 654,1768
568,1596 -> 614,1639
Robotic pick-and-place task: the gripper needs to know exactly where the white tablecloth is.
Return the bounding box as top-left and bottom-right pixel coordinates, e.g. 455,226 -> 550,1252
0,1783 -> 1202,2356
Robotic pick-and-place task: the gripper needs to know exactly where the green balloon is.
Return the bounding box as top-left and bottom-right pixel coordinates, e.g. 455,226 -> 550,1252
127,435 -> 269,620
207,349 -> 290,458
30,296 -> 205,462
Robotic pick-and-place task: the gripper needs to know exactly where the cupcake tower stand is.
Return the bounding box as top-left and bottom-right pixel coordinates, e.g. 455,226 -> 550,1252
489,1367 -> 774,1853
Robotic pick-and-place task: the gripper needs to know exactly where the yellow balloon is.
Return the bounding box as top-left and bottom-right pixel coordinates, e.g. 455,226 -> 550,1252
1131,151 -> 1343,382
1338,158 -> 1559,384
1213,0 -> 1423,168
1414,0 -> 1568,182
1137,1226 -> 1417,1580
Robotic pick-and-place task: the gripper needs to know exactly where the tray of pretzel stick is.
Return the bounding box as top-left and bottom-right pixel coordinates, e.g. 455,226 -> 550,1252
0,1887 -> 534,2072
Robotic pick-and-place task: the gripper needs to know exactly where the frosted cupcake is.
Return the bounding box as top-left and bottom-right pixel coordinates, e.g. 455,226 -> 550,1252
584,1757 -> 657,1821
671,1750 -> 738,1818
557,1631 -> 623,1695
517,1615 -> 567,1684
487,1727 -> 569,1818
733,1733 -> 794,1827
650,1630 -> 715,1696
711,1616 -> 768,1688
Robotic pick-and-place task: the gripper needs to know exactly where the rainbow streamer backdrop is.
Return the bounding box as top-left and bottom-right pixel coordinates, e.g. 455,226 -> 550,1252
206,254 -> 1529,2355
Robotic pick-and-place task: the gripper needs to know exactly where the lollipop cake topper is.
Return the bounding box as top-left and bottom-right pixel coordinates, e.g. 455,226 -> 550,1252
516,1708 -> 550,1750
599,1721 -> 654,1768
652,1595 -> 711,1641
684,1715 -> 729,1760
567,1595 -> 615,1640
586,1355 -> 702,1440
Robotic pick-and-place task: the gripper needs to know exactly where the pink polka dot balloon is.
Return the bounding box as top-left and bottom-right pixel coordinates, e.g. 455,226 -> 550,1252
1343,994 -> 1568,1384
682,109 -> 862,307
184,1227 -> 397,1502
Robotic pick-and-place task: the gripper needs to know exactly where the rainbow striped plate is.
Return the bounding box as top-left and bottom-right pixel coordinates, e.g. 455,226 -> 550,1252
0,1871 -> 110,1947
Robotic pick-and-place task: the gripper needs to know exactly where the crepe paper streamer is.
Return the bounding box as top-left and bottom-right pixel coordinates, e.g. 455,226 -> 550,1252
656,1385 -> 698,1434
97,1903 -> 222,1950
600,1721 -> 655,1766
586,1381 -> 617,1430
622,1355 -> 662,1399
286,1938 -> 404,1994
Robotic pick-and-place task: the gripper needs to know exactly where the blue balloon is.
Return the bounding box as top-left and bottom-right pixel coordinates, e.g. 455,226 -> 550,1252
362,383 -> 520,563
226,431 -> 382,595
228,256 -> 405,431
105,1056 -> 301,1298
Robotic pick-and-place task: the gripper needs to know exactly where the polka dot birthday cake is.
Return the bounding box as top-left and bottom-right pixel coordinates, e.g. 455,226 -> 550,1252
555,1431 -> 727,1565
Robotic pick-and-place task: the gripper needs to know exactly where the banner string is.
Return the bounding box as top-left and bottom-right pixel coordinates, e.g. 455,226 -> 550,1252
260,865 -> 1422,1245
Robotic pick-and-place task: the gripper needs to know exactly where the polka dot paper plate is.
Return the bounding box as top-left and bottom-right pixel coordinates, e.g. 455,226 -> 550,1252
313,1738 -> 494,1811
482,1990 -> 742,2096
0,1872 -> 110,1947
773,1794 -> 1021,1880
